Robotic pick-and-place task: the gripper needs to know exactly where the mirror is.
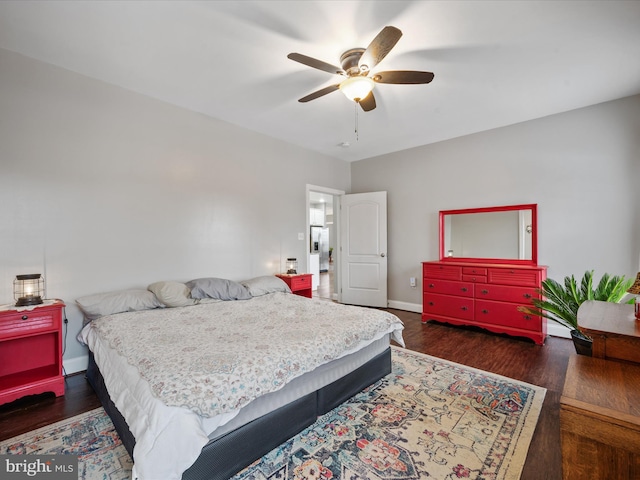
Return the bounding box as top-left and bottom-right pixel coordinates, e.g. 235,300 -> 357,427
440,204 -> 538,265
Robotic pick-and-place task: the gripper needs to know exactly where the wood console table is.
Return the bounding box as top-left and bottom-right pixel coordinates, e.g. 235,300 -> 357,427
578,301 -> 640,364
560,354 -> 640,479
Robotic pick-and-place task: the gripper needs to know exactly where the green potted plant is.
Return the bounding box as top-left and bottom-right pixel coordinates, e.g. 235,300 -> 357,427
519,270 -> 634,355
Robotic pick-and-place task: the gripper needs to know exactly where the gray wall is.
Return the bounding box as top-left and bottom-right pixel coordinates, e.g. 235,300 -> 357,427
0,49 -> 351,370
3,45 -> 638,369
351,95 -> 640,308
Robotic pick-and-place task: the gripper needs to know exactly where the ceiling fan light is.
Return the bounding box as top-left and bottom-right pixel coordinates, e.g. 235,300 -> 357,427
339,76 -> 374,102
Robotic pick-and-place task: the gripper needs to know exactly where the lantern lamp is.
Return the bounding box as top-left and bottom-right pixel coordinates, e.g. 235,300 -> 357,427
14,273 -> 44,307
286,258 -> 298,275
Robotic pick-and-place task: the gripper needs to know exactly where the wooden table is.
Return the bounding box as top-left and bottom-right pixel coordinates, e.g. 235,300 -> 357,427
578,300 -> 640,364
560,354 -> 640,479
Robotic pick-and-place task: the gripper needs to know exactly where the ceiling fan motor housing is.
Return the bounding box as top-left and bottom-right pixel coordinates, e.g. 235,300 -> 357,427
340,48 -> 366,76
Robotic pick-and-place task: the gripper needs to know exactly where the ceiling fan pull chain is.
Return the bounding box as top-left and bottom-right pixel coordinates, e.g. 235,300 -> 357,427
355,102 -> 359,141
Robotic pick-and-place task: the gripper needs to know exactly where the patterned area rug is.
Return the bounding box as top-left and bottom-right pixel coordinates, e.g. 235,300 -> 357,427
0,347 -> 545,480
0,407 -> 132,479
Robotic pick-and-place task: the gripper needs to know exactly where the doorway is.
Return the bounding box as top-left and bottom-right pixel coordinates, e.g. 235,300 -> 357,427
307,185 -> 344,301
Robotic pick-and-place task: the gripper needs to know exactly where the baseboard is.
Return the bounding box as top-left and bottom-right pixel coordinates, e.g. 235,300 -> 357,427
387,300 -> 422,313
64,354 -> 88,376
547,323 -> 571,339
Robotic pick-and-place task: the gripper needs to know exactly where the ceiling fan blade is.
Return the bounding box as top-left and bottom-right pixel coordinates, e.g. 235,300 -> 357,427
358,26 -> 402,72
298,84 -> 341,103
287,53 -> 345,75
359,91 -> 376,112
372,70 -> 435,84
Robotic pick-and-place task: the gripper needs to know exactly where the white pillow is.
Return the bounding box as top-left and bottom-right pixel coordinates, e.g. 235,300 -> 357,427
241,276 -> 291,297
148,281 -> 198,307
76,289 -> 163,321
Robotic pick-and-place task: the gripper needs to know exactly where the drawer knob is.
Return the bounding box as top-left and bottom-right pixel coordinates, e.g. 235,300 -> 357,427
523,293 -> 532,299
524,315 -> 532,320
481,289 -> 488,295
429,302 -> 434,306
482,309 -> 489,314
21,315 -> 28,320
461,287 -> 468,292
429,283 -> 435,288
461,306 -> 468,311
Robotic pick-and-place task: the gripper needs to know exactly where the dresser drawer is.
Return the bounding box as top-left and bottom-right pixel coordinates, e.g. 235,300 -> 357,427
423,279 -> 473,297
462,274 -> 487,283
488,268 -> 541,287
0,310 -> 58,339
290,274 -> 312,290
463,266 -> 487,276
476,284 -> 540,304
423,293 -> 474,320
423,263 -> 462,281
475,299 -> 541,331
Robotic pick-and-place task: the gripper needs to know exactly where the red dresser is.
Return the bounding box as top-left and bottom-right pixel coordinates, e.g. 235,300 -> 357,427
422,261 -> 547,345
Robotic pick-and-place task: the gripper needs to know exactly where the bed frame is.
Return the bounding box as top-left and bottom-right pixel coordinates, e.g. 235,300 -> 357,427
86,347 -> 391,480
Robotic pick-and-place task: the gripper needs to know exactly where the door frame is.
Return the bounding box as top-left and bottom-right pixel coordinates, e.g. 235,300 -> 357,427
306,184 -> 344,301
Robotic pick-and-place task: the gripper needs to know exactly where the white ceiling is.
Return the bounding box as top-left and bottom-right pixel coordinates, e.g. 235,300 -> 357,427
1,1 -> 639,162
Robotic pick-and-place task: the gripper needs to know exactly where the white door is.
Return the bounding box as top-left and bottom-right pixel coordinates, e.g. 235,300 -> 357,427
339,191 -> 387,307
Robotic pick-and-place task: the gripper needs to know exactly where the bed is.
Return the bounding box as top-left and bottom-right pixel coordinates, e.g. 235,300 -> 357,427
77,276 -> 405,480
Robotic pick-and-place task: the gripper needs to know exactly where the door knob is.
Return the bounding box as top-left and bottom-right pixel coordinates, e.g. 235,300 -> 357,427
380,253 -> 386,257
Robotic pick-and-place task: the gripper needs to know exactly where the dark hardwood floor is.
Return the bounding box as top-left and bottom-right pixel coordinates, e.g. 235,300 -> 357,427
0,309 -> 573,480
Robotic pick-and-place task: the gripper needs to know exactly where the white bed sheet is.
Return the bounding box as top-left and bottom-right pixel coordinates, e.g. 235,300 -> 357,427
79,296 -> 404,480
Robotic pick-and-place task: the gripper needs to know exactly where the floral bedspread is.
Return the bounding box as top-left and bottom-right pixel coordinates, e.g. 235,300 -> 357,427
86,292 -> 404,417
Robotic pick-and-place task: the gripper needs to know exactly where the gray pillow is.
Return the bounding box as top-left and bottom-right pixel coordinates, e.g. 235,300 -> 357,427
240,276 -> 291,297
148,281 -> 198,307
186,277 -> 251,301
76,289 -> 163,321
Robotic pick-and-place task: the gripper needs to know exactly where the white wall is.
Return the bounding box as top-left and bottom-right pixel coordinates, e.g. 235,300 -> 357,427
0,49 -> 351,371
351,95 -> 640,311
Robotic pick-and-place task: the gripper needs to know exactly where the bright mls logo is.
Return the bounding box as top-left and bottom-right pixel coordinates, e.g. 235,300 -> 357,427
0,455 -> 77,479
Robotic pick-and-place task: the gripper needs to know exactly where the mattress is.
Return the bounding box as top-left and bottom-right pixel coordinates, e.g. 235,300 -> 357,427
207,334 -> 389,440
79,293 -> 405,480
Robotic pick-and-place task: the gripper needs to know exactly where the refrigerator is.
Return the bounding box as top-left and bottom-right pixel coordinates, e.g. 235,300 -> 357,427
310,226 -> 330,272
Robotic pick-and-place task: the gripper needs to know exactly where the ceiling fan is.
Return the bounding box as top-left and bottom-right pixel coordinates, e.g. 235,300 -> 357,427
287,26 -> 434,112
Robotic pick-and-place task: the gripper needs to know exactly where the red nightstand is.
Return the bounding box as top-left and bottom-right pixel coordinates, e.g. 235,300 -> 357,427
0,299 -> 65,405
276,274 -> 313,298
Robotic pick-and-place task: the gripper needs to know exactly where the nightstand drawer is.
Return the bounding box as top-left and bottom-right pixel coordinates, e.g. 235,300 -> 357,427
291,275 -> 312,290
0,311 -> 58,338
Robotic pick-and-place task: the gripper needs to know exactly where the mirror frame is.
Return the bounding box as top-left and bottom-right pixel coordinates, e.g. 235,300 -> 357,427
439,204 -> 538,265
